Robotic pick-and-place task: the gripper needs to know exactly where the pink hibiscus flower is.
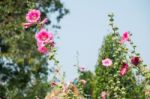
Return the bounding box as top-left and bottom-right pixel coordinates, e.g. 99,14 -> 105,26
79,67 -> 87,72
26,9 -> 41,23
120,32 -> 129,44
37,46 -> 48,54
35,28 -> 53,43
131,56 -> 140,66
37,41 -> 44,47
120,63 -> 128,76
101,91 -> 107,99
102,58 -> 112,67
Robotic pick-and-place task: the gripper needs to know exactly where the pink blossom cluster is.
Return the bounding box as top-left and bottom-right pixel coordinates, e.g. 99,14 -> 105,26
102,58 -> 129,76
101,32 -> 141,77
119,57 -> 141,77
35,28 -> 54,54
23,9 -> 54,54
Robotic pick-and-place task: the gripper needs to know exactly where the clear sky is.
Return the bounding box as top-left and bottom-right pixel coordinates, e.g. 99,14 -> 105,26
52,0 -> 150,82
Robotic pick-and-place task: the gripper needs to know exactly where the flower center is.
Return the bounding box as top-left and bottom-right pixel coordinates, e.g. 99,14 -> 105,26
31,13 -> 38,20
104,61 -> 109,64
41,35 -> 48,41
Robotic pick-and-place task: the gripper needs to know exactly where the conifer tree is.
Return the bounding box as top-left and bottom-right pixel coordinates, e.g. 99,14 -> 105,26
0,0 -> 68,98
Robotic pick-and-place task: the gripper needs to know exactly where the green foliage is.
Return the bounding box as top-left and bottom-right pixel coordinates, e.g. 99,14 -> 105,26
78,70 -> 95,99
93,14 -> 145,99
0,0 -> 68,98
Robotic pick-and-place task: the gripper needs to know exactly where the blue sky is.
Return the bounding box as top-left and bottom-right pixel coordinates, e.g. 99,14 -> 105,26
51,0 -> 150,81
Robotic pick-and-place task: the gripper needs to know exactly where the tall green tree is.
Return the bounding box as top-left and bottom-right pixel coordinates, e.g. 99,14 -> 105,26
0,0 -> 68,98
93,14 -> 146,99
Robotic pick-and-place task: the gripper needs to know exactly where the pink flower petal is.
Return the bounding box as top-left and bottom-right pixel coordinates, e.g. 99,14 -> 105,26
101,91 -> 107,99
102,58 -> 112,67
120,32 -> 129,44
22,22 -> 33,28
37,46 -> 48,54
35,28 -> 54,43
26,9 -> 41,23
119,63 -> 128,76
